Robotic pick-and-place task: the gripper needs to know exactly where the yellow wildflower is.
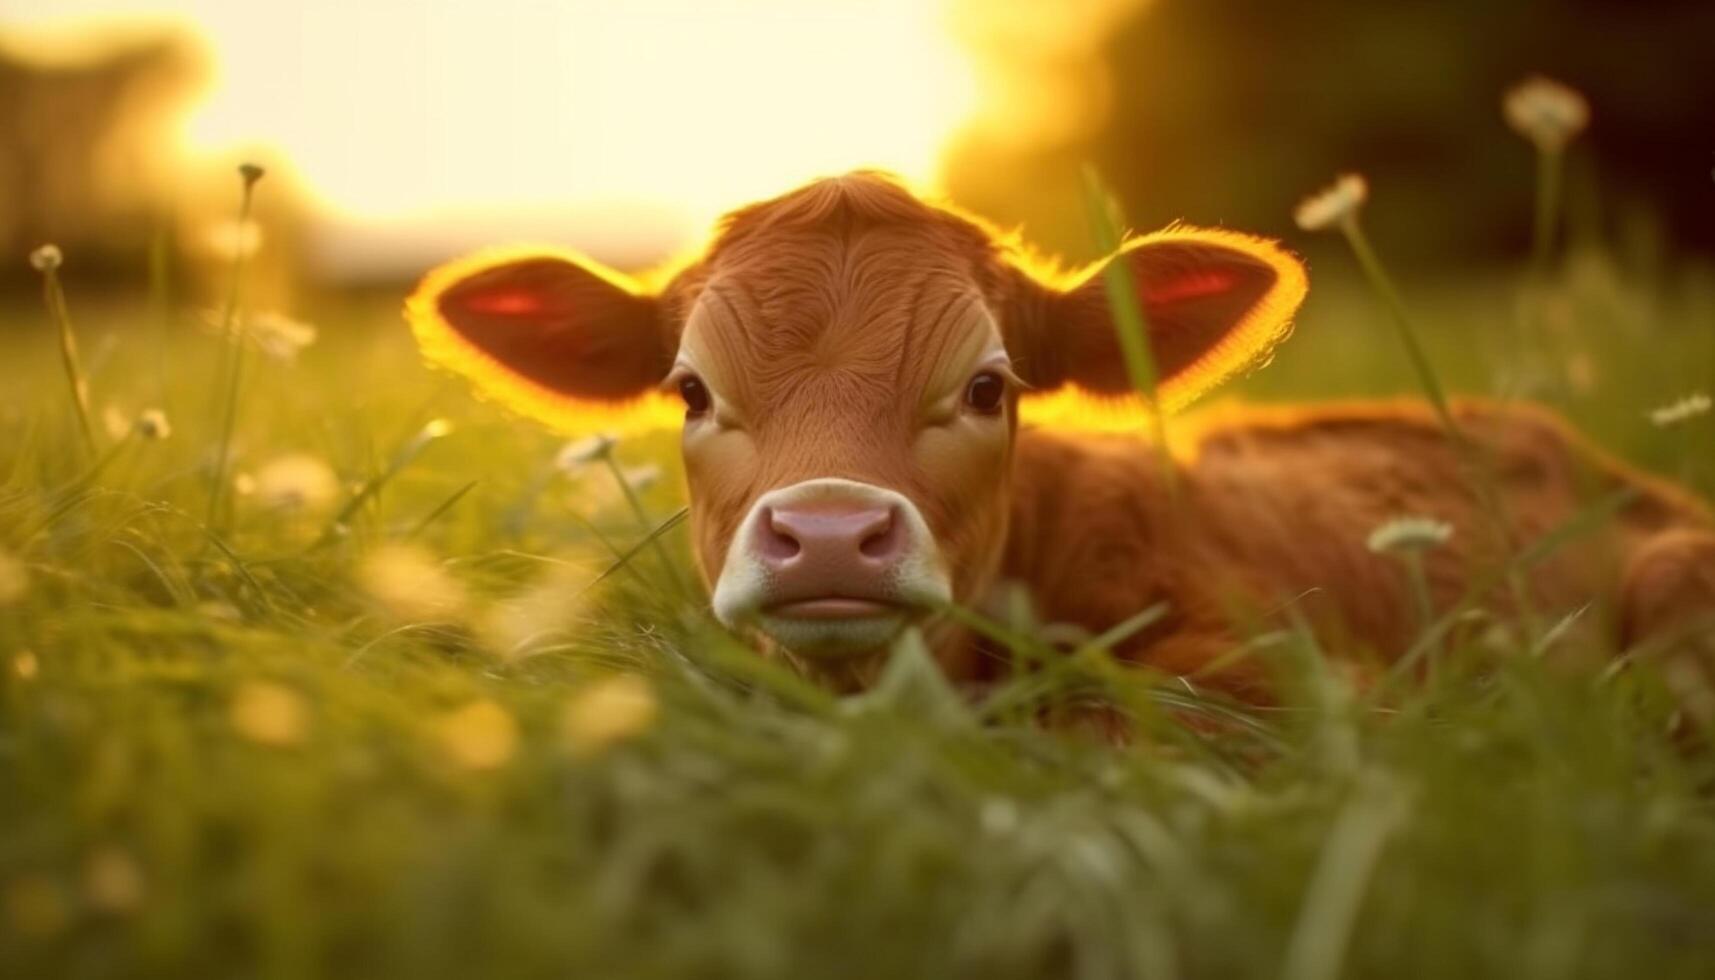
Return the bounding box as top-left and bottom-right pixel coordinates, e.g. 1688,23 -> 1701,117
84,846 -> 145,914
563,674 -> 658,753
357,543 -> 469,623
229,680 -> 309,747
437,699 -> 518,770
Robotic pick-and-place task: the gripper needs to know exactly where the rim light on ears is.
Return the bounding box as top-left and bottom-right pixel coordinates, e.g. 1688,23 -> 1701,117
1020,224 -> 1308,433
404,245 -> 682,435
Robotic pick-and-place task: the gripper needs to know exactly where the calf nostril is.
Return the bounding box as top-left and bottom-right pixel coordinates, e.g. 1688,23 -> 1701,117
858,507 -> 902,561
757,507 -> 803,561
762,503 -> 905,568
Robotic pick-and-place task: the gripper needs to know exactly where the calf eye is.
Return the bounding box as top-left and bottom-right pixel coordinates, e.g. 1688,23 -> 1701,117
964,371 -> 1006,415
678,375 -> 712,418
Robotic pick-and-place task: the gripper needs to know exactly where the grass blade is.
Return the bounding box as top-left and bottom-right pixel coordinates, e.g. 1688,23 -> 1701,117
1080,166 -> 1177,497
406,479 -> 479,539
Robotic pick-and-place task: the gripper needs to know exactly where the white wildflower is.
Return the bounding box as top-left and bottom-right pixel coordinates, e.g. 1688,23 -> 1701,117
1649,393 -> 1711,428
564,463 -> 663,518
202,309 -> 318,362
254,453 -> 339,513
135,409 -> 171,440
1366,516 -> 1453,554
28,244 -> 62,272
246,312 -> 317,361
1504,76 -> 1590,152
1294,174 -> 1369,232
12,651 -> 39,680
107,405 -> 172,441
555,433 -> 618,472
398,418 -> 453,459
621,464 -> 663,492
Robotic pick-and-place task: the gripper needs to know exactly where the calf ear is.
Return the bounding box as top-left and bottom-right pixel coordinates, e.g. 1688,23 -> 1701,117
405,248 -> 678,432
1012,227 -> 1307,414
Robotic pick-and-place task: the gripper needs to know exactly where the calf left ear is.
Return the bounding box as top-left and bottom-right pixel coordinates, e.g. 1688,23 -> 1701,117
1011,227 -> 1307,412
405,247 -> 679,433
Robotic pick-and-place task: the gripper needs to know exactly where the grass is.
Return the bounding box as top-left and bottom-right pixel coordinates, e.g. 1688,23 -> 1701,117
4,227 -> 1715,979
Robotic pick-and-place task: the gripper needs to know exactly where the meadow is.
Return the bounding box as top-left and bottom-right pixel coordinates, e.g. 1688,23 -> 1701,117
3,177 -> 1715,980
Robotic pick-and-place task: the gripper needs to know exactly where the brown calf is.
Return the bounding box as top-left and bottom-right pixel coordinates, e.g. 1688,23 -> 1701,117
407,172 -> 1715,697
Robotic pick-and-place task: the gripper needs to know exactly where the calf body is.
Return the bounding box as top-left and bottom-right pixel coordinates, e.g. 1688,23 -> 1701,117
407,172 -> 1715,698
1006,401 -> 1713,696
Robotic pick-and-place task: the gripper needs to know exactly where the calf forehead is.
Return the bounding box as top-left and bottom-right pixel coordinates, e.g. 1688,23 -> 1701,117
687,227 -> 1000,403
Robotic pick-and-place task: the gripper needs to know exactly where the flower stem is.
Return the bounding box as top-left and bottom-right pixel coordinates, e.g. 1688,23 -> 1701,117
1337,215 -> 1540,639
206,175 -> 262,531
39,265 -> 97,457
1403,554 -> 1439,683
1338,217 -> 1458,434
1515,146 -> 1577,403
148,212 -> 174,406
1530,148 -> 1565,280
602,454 -> 692,598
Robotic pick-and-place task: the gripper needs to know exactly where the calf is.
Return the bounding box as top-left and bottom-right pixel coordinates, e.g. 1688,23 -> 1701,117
407,172 -> 1715,697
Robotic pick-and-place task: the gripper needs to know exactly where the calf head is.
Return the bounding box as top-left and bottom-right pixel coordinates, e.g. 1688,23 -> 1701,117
407,173 -> 1306,662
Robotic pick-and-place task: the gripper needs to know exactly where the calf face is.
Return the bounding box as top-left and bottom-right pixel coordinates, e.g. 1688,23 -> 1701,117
407,173 -> 1306,660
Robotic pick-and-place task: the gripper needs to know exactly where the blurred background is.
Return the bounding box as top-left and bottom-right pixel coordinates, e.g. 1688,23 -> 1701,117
1,0 -> 1712,307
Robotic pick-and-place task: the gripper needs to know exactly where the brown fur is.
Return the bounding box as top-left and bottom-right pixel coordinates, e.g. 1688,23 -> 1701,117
410,172 -> 1715,700
1008,400 -> 1713,697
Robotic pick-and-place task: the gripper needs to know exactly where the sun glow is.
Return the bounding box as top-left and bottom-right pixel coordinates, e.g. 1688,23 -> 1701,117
2,0 -> 979,268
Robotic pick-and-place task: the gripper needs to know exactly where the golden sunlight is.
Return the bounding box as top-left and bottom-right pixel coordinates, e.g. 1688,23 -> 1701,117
2,0 -> 979,270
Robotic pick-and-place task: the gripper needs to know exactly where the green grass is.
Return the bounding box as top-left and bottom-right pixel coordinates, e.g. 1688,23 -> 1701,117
4,247 -> 1715,979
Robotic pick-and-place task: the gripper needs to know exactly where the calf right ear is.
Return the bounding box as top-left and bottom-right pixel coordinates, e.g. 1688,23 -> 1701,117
405,248 -> 679,432
1009,227 -> 1308,415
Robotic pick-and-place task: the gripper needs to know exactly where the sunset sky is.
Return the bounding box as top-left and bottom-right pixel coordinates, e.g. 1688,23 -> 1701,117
2,0 -> 983,271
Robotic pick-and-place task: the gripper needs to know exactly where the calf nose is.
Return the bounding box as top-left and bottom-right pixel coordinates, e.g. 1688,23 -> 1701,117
709,477 -> 954,641
755,504 -> 905,584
